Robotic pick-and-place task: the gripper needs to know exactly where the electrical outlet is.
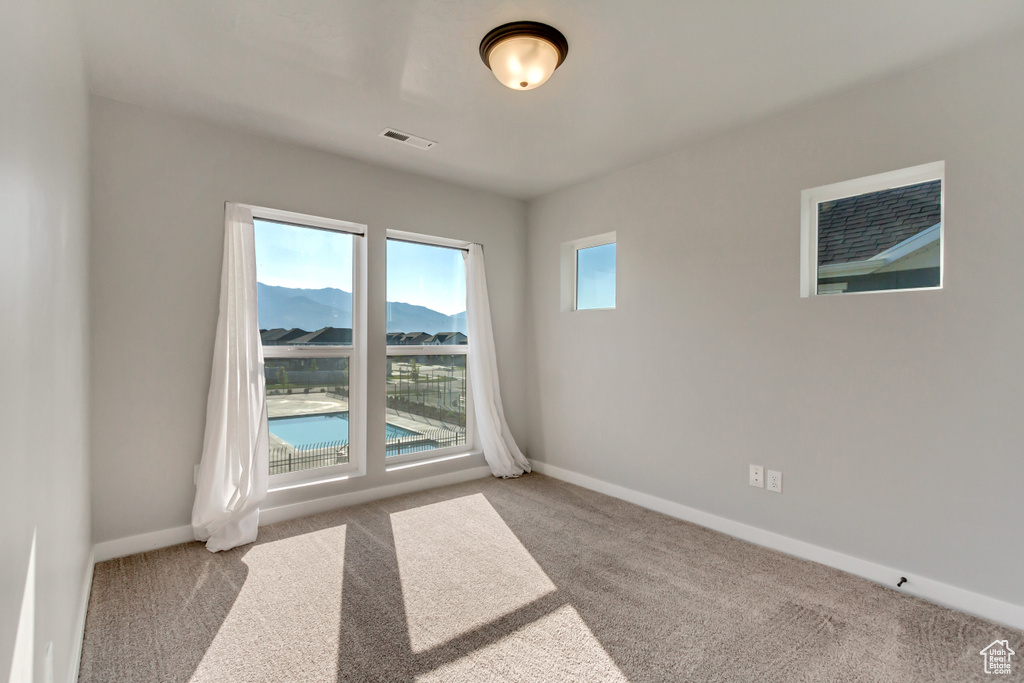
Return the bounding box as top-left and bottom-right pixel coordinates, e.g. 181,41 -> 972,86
749,464 -> 764,488
767,470 -> 782,493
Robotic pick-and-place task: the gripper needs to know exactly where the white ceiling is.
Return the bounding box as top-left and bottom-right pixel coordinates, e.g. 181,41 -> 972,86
80,1 -> 1024,199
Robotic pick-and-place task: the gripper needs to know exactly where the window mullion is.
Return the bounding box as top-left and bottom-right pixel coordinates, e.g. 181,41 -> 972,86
263,347 -> 353,359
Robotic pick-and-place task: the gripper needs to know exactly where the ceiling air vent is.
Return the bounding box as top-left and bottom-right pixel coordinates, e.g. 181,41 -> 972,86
379,128 -> 436,150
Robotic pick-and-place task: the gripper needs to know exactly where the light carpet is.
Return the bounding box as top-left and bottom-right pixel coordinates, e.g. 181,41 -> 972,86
78,473 -> 1022,682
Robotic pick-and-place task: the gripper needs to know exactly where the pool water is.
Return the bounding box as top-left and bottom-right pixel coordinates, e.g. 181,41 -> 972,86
269,411 -> 415,448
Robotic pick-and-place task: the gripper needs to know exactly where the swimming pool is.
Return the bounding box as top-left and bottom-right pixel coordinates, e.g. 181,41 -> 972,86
269,411 -> 415,448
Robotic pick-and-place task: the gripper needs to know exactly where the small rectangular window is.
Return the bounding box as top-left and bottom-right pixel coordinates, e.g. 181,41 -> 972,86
801,162 -> 943,297
562,232 -> 616,311
577,242 -> 617,310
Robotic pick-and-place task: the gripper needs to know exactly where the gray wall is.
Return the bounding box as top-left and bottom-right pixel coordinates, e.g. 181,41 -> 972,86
0,0 -> 92,679
526,30 -> 1024,607
90,97 -> 528,543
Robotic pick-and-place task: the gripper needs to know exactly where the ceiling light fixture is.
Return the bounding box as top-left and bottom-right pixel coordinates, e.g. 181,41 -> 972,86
479,21 -> 568,91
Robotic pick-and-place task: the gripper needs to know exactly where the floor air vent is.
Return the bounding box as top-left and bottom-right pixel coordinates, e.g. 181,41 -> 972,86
379,128 -> 436,150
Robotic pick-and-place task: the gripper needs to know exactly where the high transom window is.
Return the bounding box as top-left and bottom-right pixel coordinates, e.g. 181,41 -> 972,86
801,162 -> 944,296
561,232 -> 617,311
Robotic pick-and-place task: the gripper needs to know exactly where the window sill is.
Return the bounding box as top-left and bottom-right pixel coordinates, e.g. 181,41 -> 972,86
385,449 -> 482,472
268,469 -> 364,493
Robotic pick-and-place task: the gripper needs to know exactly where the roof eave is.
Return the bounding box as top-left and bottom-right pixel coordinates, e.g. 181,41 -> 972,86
818,222 -> 941,279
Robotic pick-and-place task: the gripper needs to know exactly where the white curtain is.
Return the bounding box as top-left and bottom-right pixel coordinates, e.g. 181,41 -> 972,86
466,244 -> 531,478
192,203 -> 269,552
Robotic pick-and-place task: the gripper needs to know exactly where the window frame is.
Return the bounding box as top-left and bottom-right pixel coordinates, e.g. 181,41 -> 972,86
800,161 -> 945,298
384,229 -> 476,468
561,231 -> 617,312
244,203 -> 369,489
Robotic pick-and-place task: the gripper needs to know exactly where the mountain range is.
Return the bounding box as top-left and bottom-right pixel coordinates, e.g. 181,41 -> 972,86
257,283 -> 467,335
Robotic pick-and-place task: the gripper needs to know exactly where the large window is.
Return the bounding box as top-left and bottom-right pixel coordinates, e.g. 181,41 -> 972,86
385,233 -> 470,464
249,210 -> 478,481
253,211 -> 365,482
801,162 -> 944,297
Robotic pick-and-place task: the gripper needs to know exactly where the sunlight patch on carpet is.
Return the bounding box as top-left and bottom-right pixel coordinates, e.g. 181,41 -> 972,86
415,604 -> 628,682
189,525 -> 346,683
391,494 -> 557,653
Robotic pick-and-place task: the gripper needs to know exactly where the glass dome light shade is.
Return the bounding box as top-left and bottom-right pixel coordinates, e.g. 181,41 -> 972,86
486,35 -> 560,91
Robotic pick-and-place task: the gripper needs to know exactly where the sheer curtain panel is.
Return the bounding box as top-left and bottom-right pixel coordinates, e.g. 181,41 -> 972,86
192,203 -> 269,551
466,244 -> 531,478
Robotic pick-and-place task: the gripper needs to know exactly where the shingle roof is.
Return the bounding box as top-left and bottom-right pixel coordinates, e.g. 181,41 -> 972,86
818,180 -> 940,266
291,327 -> 352,344
260,327 -> 287,340
261,328 -> 308,343
386,332 -> 432,345
431,332 -> 465,343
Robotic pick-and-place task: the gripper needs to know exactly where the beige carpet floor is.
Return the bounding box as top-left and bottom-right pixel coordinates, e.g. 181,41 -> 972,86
79,474 -> 1022,682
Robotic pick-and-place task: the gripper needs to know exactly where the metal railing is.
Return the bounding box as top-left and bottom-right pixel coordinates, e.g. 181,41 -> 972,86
269,440 -> 348,475
269,427 -> 467,473
385,428 -> 466,457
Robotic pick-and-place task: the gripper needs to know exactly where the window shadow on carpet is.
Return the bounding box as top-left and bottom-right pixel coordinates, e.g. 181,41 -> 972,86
78,474 -> 1023,682
79,542 -> 250,682
332,489 -> 629,682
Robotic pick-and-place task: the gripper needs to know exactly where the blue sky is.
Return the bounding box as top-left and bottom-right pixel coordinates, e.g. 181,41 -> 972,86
386,239 -> 466,315
576,242 -> 616,309
254,220 -> 353,292
254,220 -> 467,314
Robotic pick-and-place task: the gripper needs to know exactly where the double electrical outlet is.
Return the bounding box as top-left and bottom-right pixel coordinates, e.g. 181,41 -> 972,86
749,465 -> 782,493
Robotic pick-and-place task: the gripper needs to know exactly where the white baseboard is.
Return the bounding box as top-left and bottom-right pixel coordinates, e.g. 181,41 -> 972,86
92,465 -> 494,562
68,549 -> 94,683
93,525 -> 195,563
531,461 -> 1024,632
